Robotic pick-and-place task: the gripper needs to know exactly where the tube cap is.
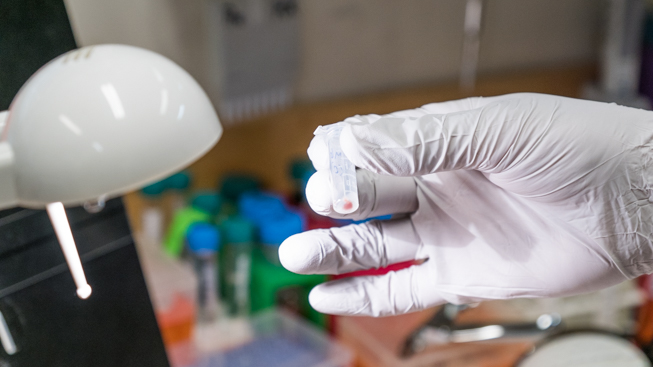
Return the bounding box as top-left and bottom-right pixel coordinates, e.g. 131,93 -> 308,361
221,216 -> 255,244
191,192 -> 222,214
165,171 -> 192,190
187,223 -> 220,254
238,192 -> 286,224
141,180 -> 167,197
259,211 -> 305,246
289,159 -> 315,180
220,175 -> 260,202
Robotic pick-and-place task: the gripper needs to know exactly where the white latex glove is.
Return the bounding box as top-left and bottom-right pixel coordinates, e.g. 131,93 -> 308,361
279,93 -> 653,317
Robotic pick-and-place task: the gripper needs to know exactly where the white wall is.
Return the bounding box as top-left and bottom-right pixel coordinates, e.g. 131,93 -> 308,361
64,0 -> 602,102
480,0 -> 601,71
63,0 -> 214,93
296,0 -> 467,100
297,0 -> 601,100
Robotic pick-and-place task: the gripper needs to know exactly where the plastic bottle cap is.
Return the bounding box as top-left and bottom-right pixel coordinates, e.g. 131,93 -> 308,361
219,175 -> 260,202
289,159 -> 316,180
191,192 -> 222,214
221,216 -> 255,244
141,180 -> 168,197
187,223 -> 220,254
238,192 -> 287,224
165,171 -> 192,190
259,211 -> 305,246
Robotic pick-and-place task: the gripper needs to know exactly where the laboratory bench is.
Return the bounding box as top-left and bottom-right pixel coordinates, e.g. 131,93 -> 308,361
336,303 -> 532,367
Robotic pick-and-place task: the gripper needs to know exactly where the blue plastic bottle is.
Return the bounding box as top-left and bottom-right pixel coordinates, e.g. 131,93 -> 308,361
259,211 -> 305,266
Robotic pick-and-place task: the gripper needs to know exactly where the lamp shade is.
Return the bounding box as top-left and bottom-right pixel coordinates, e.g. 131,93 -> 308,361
0,44 -> 222,208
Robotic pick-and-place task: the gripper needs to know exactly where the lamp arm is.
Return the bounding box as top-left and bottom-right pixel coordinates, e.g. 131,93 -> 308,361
0,111 -> 17,210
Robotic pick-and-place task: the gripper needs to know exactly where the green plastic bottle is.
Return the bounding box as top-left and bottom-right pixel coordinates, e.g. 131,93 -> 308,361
163,207 -> 211,258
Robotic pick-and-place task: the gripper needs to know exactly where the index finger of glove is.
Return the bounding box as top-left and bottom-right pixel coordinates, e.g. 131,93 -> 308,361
279,218 -> 421,275
305,169 -> 417,220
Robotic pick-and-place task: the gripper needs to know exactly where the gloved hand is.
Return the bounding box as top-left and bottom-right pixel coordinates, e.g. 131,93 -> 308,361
279,93 -> 653,317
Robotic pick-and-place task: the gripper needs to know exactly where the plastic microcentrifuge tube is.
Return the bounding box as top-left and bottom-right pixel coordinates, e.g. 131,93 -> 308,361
314,123 -> 359,214
187,223 -> 220,323
46,202 -> 92,299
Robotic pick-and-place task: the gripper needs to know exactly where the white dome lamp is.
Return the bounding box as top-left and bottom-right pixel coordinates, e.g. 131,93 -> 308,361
0,45 -> 222,299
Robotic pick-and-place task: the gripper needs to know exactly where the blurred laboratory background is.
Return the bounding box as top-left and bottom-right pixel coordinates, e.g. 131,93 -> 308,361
2,0 -> 653,366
